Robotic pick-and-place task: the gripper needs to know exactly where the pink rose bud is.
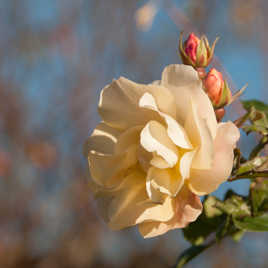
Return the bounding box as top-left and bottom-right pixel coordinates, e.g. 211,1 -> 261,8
184,33 -> 200,63
204,68 -> 232,109
179,32 -> 219,68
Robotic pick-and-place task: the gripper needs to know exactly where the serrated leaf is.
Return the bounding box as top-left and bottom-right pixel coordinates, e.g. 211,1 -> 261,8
241,100 -> 268,135
253,111 -> 268,127
233,213 -> 268,231
175,243 -> 213,268
243,110 -> 268,135
242,100 -> 268,118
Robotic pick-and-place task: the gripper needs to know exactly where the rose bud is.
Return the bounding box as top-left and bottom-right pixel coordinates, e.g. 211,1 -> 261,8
204,68 -> 232,109
179,32 -> 219,68
184,33 -> 200,63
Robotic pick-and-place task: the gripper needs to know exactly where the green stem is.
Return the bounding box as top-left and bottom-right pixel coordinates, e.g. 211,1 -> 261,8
229,170 -> 268,181
249,136 -> 268,160
233,111 -> 250,128
173,239 -> 216,268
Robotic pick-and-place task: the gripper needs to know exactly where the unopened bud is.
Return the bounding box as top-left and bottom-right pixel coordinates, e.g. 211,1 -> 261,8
179,32 -> 219,68
204,68 -> 232,108
184,33 -> 200,63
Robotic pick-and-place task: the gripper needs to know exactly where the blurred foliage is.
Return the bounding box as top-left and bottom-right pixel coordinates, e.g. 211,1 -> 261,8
178,100 -> 268,267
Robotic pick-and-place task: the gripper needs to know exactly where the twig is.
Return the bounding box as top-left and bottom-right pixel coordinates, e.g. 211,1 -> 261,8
249,136 -> 268,159
229,170 -> 268,181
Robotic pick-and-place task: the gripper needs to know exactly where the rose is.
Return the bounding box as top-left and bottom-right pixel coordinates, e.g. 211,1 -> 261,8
84,64 -> 240,238
204,68 -> 232,108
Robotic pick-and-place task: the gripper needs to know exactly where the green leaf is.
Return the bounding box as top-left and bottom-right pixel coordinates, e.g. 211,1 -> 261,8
243,124 -> 268,136
175,243 -> 213,268
233,213 -> 268,231
251,180 -> 268,216
235,157 -> 267,176
242,111 -> 268,135
183,196 -> 223,245
242,100 -> 268,118
241,100 -> 268,135
216,192 -> 251,218
204,196 -> 223,218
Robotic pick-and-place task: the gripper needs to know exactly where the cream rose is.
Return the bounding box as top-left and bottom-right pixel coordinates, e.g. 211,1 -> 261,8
84,64 -> 240,238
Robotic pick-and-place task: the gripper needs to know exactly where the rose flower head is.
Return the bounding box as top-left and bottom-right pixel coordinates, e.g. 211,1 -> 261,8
84,64 -> 240,238
179,32 -> 219,68
204,68 -> 232,109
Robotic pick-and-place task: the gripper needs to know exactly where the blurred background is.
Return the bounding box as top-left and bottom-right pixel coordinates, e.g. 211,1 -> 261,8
0,0 -> 268,267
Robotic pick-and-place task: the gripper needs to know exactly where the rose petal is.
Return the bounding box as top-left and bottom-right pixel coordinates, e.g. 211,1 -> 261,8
180,150 -> 196,179
139,92 -> 192,149
115,125 -> 142,154
98,77 -> 176,130
93,170 -> 175,230
150,154 -> 170,169
195,88 -> 217,139
88,145 -> 137,187
86,124 -> 141,187
162,64 -> 200,88
146,166 -> 184,202
188,122 -> 240,195
139,186 -> 202,238
163,115 -> 193,149
150,80 -> 161,85
84,122 -> 121,156
184,98 -> 214,170
161,64 -> 217,138
140,120 -> 179,167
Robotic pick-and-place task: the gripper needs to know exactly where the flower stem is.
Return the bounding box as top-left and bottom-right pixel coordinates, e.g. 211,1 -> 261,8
173,239 -> 216,268
233,111 -> 250,128
229,170 -> 268,181
249,136 -> 268,160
